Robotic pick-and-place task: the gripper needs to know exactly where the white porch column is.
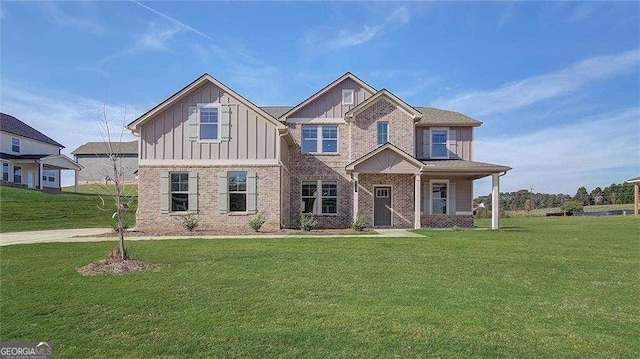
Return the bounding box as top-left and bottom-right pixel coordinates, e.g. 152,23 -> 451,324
38,162 -> 44,190
352,172 -> 359,221
74,170 -> 79,193
414,173 -> 421,229
491,173 -> 500,230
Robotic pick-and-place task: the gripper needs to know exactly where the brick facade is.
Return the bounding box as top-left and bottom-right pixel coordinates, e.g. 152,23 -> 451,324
421,215 -> 474,228
358,173 -> 415,228
136,165 -> 282,232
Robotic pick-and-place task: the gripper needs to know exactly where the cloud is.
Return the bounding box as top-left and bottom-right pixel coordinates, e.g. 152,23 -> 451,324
433,49 -> 640,116
43,2 -> 106,34
473,108 -> 640,195
497,2 -> 515,29
99,23 -> 182,63
130,0 -> 213,41
567,2 -> 598,22
331,26 -> 382,48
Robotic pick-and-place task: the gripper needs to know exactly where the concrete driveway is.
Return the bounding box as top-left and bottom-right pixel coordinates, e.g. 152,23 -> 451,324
0,228 -> 112,246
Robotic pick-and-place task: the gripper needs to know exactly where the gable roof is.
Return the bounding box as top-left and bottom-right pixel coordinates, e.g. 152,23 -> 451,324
345,89 -> 423,120
346,142 -> 424,173
71,141 -> 138,155
0,113 -> 64,148
415,107 -> 482,127
626,176 -> 640,183
278,72 -> 377,120
261,106 -> 293,119
127,73 -> 286,133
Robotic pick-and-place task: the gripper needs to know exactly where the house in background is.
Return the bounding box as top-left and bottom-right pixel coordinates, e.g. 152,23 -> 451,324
72,141 -> 138,184
127,73 -> 510,231
0,113 -> 82,191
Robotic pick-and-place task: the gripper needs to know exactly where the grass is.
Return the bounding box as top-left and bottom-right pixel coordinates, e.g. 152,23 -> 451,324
507,203 -> 635,217
0,186 -> 136,232
1,216 -> 638,357
62,183 -> 138,196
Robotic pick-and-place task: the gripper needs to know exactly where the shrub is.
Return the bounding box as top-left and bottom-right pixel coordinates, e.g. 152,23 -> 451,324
560,201 -> 584,216
249,213 -> 266,232
351,217 -> 366,232
300,214 -> 318,232
175,213 -> 202,232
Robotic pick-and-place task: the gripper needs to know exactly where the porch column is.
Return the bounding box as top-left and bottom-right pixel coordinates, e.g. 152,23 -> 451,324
414,174 -> 421,229
74,170 -> 79,193
635,183 -> 639,216
352,172 -> 359,221
38,161 -> 44,190
491,173 -> 500,230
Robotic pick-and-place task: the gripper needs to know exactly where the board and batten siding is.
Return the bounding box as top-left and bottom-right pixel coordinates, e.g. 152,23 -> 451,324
139,83 -> 278,161
288,78 -> 374,119
415,127 -> 473,160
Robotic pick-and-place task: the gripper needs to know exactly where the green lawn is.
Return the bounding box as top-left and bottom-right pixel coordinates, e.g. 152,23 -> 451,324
507,203 -> 635,217
1,217 -> 638,357
62,183 -> 138,196
0,186 -> 136,232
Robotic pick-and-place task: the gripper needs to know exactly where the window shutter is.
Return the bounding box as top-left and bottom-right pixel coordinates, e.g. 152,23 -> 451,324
448,129 -> 457,159
422,130 -> 430,159
188,172 -> 198,213
247,171 -> 257,214
221,105 -> 231,141
423,182 -> 430,215
449,182 -> 457,215
160,172 -> 169,214
217,171 -> 228,214
187,106 -> 198,140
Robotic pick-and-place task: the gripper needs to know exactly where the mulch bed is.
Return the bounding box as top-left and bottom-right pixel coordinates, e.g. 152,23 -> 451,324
80,228 -> 378,238
77,247 -> 161,276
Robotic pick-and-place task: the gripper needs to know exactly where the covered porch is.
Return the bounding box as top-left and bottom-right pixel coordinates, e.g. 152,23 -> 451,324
346,143 -> 511,229
0,153 -> 82,191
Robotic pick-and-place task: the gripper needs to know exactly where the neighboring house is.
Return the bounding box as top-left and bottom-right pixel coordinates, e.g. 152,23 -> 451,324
626,176 -> 640,216
0,113 -> 82,190
127,73 -> 510,231
72,141 -> 138,184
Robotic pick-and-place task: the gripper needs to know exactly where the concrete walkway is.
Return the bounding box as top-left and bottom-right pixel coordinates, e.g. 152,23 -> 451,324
0,228 -> 424,246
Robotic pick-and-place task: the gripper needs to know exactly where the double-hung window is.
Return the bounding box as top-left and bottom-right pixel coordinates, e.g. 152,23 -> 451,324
2,163 -> 9,181
302,125 -> 338,154
42,171 -> 55,182
431,130 -> 448,158
228,172 -> 247,212
13,166 -> 22,184
199,106 -> 219,141
377,121 -> 388,145
431,182 -> 447,214
170,173 -> 189,212
11,138 -> 20,153
301,180 -> 337,214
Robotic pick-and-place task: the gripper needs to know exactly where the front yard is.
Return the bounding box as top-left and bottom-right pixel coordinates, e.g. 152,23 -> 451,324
1,216 -> 638,357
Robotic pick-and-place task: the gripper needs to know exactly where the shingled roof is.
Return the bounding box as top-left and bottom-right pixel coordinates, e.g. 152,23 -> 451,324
260,106 -> 293,119
72,141 -> 138,155
415,107 -> 482,126
0,113 -> 64,148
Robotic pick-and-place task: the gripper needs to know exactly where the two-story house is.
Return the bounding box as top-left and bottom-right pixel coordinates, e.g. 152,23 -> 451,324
1,113 -> 82,191
127,73 -> 510,231
72,141 -> 139,184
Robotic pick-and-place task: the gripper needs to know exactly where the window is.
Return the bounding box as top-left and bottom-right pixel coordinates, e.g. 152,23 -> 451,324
377,121 -> 388,145
431,182 -> 447,214
199,106 -> 219,141
13,166 -> 22,183
302,125 -> 338,154
2,163 -> 8,181
342,89 -> 355,105
12,138 -> 20,153
431,130 -> 448,158
170,173 -> 189,212
228,172 -> 247,212
42,170 -> 55,182
301,180 -> 337,214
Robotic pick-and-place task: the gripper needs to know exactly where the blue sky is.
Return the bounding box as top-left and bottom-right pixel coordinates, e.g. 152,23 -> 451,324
1,1 -> 638,195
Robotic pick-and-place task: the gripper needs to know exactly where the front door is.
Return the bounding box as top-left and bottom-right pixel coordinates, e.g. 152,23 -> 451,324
374,186 -> 392,227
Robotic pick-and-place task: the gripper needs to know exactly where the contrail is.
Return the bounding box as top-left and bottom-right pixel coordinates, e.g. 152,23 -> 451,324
130,0 -> 213,41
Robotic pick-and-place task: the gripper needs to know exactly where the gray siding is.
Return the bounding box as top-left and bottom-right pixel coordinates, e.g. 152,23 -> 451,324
140,82 -> 278,161
415,127 -> 473,160
76,154 -> 138,183
289,78 -> 373,119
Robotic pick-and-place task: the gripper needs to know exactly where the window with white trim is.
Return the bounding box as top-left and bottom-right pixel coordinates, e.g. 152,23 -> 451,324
228,172 -> 247,212
42,170 -> 55,182
12,138 -> 20,153
199,106 -> 219,141
301,125 -> 338,154
377,121 -> 388,145
13,166 -> 22,183
342,89 -> 355,105
301,180 -> 337,214
431,130 -> 448,158
170,173 -> 189,212
2,163 -> 8,181
431,182 -> 448,214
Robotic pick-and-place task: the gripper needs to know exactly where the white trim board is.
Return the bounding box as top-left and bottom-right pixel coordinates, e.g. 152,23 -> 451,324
287,118 -> 346,124
139,159 -> 280,166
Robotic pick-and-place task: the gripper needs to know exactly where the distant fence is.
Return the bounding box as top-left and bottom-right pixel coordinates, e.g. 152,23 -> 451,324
546,209 -> 635,217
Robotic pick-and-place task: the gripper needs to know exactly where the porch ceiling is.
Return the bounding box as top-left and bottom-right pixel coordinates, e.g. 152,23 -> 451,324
40,155 -> 83,171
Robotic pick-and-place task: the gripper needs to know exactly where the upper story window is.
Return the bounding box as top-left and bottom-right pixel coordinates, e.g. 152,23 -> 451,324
377,121 -> 388,145
302,125 -> 338,154
228,172 -> 247,212
199,106 -> 219,141
170,173 -> 189,212
431,129 -> 448,159
342,89 -> 355,105
11,138 -> 20,153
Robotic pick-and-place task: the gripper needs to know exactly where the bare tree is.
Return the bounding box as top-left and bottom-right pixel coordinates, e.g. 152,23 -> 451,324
95,104 -> 135,261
